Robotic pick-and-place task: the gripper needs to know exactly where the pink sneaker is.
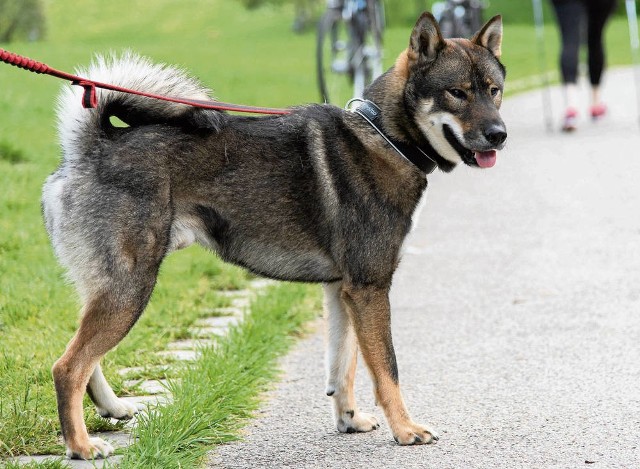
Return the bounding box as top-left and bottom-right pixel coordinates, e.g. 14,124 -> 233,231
590,103 -> 607,120
562,108 -> 578,132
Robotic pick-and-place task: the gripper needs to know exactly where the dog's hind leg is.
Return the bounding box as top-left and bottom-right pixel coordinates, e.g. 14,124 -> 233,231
341,283 -> 439,445
323,282 -> 380,433
43,152 -> 174,459
53,284 -> 157,459
87,364 -> 138,420
47,200 -> 168,459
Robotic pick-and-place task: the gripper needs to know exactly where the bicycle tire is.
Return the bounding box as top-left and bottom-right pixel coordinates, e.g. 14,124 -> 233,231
467,5 -> 483,34
367,0 -> 384,46
366,0 -> 385,80
351,9 -> 369,99
438,8 -> 457,38
316,9 -> 353,105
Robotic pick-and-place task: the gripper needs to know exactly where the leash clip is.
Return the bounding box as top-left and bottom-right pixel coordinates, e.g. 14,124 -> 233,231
73,80 -> 98,108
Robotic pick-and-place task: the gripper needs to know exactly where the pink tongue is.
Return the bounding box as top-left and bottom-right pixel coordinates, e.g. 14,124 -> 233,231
475,150 -> 497,168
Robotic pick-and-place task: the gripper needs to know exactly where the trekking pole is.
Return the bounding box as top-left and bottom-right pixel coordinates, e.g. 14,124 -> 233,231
532,0 -> 554,131
625,0 -> 640,128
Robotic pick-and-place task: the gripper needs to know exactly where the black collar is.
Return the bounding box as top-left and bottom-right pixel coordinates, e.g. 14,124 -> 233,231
350,99 -> 438,174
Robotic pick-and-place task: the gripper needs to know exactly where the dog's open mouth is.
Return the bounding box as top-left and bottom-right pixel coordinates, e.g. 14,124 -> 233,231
443,125 -> 497,168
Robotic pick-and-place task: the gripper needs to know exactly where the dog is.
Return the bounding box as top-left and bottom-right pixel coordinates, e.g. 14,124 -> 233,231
42,12 -> 506,459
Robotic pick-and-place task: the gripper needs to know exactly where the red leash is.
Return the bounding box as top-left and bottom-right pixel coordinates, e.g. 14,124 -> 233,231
0,48 -> 291,115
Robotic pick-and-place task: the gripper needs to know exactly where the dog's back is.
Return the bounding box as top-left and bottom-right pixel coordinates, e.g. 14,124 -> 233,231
43,53 -> 428,298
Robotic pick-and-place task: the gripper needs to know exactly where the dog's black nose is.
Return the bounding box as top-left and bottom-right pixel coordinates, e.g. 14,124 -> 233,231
484,125 -> 507,146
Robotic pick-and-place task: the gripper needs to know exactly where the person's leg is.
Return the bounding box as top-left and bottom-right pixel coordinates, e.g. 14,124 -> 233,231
551,0 -> 586,130
553,1 -> 583,85
584,0 -> 617,117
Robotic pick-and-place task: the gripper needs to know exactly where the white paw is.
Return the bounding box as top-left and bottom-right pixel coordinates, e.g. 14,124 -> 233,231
337,410 -> 380,433
392,421 -> 439,445
96,397 -> 138,420
66,437 -> 114,459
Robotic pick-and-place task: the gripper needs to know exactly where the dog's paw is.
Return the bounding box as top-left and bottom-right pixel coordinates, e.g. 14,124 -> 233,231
66,437 -> 114,460
337,410 -> 380,433
96,397 -> 138,420
392,421 -> 439,445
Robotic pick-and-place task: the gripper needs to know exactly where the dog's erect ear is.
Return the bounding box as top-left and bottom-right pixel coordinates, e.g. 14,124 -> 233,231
408,12 -> 445,66
472,15 -> 503,59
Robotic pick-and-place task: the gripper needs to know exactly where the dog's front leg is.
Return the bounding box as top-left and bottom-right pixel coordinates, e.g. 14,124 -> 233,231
341,283 -> 439,445
323,282 -> 380,433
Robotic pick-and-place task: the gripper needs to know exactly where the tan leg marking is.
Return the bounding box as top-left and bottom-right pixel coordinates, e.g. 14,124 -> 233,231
324,283 -> 379,433
53,295 -> 140,459
341,283 -> 439,445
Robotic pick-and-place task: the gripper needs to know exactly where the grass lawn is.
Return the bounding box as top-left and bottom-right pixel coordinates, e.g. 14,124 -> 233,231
0,0 -> 635,465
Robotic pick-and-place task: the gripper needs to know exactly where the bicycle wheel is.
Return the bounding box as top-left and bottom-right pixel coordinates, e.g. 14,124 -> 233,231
466,3 -> 483,34
351,10 -> 369,100
316,9 -> 354,105
367,0 -> 384,47
365,0 -> 385,81
438,8 -> 457,38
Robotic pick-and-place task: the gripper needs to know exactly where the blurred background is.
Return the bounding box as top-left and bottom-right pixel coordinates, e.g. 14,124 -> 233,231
0,0 -> 638,461
0,0 -> 636,105
0,0 -> 636,166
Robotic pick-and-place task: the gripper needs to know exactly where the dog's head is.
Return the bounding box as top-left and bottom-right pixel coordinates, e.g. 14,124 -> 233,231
400,13 -> 507,171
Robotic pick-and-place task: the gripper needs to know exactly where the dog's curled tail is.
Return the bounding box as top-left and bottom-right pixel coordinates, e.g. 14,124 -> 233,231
57,52 -> 219,161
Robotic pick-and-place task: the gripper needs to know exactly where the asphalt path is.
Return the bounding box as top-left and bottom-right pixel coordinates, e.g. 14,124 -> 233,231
208,68 -> 640,469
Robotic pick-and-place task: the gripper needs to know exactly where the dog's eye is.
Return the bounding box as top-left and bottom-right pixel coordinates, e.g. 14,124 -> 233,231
490,87 -> 500,97
447,89 -> 467,100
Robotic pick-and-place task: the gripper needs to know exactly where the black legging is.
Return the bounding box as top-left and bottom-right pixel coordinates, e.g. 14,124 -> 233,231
551,0 -> 617,86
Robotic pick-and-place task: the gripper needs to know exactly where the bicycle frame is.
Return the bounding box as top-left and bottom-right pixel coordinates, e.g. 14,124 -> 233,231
432,0 -> 484,39
316,0 -> 384,103
334,0 -> 368,97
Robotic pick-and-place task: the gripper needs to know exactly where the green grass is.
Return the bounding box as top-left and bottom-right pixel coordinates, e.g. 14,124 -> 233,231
0,0 -> 635,465
0,0 -> 314,459
3,461 -> 72,469
120,283 -> 319,468
0,245 -> 252,458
